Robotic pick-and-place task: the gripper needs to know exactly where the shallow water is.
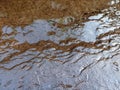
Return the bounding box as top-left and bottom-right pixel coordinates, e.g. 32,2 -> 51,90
1,9 -> 120,90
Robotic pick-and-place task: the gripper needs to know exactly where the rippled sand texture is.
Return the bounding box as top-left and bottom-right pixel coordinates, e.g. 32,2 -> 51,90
1,0 -> 120,90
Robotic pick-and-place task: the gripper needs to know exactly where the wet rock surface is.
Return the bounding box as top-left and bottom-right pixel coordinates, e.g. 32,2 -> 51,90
1,5 -> 120,90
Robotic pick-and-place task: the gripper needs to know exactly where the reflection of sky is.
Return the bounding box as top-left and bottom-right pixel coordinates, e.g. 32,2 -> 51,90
2,14 -> 119,45
1,8 -> 120,89
15,20 -> 53,44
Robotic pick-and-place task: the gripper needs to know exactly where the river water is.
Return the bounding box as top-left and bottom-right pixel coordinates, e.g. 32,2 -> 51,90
1,6 -> 120,90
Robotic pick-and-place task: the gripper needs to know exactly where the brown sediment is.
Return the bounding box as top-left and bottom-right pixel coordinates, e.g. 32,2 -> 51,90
0,39 -> 18,47
1,27 -> 119,65
0,38 -> 109,64
0,0 -> 116,70
12,40 -> 102,52
59,38 -> 76,44
97,28 -> 120,39
0,59 -> 33,70
59,83 -> 72,88
0,0 -> 110,27
47,31 -> 56,36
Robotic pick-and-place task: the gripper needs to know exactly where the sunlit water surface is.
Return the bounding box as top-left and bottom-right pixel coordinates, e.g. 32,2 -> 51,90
1,8 -> 120,90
